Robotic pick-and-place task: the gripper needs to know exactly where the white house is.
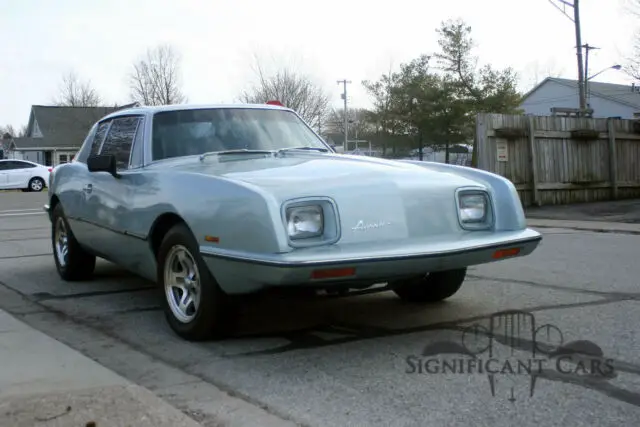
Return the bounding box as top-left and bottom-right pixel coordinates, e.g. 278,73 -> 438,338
4,103 -> 138,167
519,77 -> 640,119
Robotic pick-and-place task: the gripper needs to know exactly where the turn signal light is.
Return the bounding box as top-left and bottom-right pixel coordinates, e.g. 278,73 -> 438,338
492,248 -> 521,259
311,267 -> 356,280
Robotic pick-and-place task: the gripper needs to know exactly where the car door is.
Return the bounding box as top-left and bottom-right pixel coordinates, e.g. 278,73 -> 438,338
60,122 -> 106,247
4,160 -> 36,188
82,115 -> 145,266
0,161 -> 8,189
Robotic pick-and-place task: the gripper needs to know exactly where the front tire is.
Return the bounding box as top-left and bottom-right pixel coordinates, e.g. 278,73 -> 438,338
157,223 -> 236,341
391,268 -> 467,303
28,177 -> 45,192
51,204 -> 96,281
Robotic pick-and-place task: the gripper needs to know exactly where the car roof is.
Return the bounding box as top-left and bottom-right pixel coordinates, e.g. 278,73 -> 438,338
101,103 -> 293,121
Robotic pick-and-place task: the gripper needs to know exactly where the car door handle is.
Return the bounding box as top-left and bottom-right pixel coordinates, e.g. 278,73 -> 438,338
83,184 -> 93,193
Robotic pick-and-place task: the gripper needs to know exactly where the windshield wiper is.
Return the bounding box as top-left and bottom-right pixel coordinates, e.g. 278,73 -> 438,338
199,149 -> 274,161
275,146 -> 329,156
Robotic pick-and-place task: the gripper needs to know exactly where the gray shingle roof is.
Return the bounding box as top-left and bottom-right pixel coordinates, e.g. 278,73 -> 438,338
27,103 -> 139,149
11,137 -> 50,149
526,78 -> 640,110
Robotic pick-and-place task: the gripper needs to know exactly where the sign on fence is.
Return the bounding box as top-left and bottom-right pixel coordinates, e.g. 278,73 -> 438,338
496,141 -> 508,162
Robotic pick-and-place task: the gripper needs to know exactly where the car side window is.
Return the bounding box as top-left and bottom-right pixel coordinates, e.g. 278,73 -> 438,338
90,121 -> 111,156
99,116 -> 142,171
129,118 -> 145,169
2,161 -> 34,170
0,161 -> 17,170
14,161 -> 36,169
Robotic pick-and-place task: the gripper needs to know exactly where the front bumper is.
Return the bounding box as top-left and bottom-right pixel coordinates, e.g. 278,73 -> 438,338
200,228 -> 542,294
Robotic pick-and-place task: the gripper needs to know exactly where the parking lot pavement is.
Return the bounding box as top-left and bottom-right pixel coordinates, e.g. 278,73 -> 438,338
2,192 -> 640,427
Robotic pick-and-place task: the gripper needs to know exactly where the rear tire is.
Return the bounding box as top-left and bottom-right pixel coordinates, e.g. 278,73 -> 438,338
28,177 -> 45,192
51,204 -> 96,281
391,268 -> 467,303
157,223 -> 237,341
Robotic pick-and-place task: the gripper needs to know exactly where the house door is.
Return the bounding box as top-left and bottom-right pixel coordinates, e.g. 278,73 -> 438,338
44,151 -> 52,166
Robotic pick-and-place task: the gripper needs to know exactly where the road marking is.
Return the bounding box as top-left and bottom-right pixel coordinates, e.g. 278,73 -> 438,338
0,212 -> 46,217
0,208 -> 44,213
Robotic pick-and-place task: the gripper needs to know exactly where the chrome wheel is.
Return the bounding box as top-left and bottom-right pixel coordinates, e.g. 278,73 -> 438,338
30,179 -> 43,191
54,217 -> 68,267
164,245 -> 201,323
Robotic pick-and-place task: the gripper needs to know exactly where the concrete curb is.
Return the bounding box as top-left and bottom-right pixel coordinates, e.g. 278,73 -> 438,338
0,284 -> 301,427
527,218 -> 640,235
0,309 -> 204,427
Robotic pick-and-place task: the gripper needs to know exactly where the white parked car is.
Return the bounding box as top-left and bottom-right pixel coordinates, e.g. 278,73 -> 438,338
0,159 -> 51,192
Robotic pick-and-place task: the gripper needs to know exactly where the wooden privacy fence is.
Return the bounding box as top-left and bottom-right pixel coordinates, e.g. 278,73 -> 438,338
475,113 -> 640,207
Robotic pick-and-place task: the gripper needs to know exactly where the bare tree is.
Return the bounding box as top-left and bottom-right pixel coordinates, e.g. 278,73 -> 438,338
53,71 -> 102,107
619,0 -> 640,79
128,44 -> 187,106
520,59 -> 565,91
0,124 -> 27,138
239,57 -> 329,130
324,107 -> 376,136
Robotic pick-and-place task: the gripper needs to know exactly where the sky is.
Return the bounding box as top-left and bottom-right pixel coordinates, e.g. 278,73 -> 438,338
1,0 -> 637,129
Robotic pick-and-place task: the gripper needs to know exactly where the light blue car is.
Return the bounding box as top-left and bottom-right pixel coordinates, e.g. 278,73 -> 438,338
44,103 -> 542,341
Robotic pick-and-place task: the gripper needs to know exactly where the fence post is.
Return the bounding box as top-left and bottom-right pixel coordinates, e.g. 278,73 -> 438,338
526,116 -> 540,206
607,118 -> 618,200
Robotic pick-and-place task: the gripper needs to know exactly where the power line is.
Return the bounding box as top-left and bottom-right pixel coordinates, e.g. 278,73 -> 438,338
337,79 -> 351,152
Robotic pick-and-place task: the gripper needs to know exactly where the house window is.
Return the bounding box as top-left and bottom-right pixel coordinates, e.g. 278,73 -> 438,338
59,154 -> 68,164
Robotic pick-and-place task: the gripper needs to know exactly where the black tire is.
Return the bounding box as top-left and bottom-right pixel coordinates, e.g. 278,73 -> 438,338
391,268 -> 467,303
28,177 -> 45,192
157,223 -> 237,341
51,203 -> 96,281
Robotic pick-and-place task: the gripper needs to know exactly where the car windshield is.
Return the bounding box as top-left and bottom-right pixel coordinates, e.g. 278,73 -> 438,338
151,108 -> 329,161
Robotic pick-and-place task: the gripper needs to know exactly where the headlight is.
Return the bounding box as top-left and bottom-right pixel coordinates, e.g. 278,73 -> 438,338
458,192 -> 488,223
286,205 -> 324,239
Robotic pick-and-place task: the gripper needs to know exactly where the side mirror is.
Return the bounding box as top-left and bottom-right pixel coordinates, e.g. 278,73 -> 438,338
87,154 -> 118,177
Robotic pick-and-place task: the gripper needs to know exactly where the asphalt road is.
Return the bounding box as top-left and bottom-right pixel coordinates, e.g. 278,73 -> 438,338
1,191 -> 640,427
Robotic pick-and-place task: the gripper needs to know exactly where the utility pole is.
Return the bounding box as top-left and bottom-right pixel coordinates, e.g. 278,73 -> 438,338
337,79 -> 351,152
547,0 -> 586,113
573,0 -> 586,112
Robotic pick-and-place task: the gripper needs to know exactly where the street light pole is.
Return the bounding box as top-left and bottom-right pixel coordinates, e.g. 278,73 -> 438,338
337,79 -> 351,152
410,97 -> 422,161
583,43 -> 600,108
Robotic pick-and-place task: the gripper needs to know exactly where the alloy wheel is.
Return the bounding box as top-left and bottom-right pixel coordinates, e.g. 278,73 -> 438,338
164,245 -> 202,323
54,217 -> 68,267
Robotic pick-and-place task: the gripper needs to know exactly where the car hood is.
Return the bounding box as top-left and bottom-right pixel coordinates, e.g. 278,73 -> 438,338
157,152 -> 481,196
153,153 -> 486,243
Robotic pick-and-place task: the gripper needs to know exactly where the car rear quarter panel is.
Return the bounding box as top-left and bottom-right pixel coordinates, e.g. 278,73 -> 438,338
48,162 -> 86,223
